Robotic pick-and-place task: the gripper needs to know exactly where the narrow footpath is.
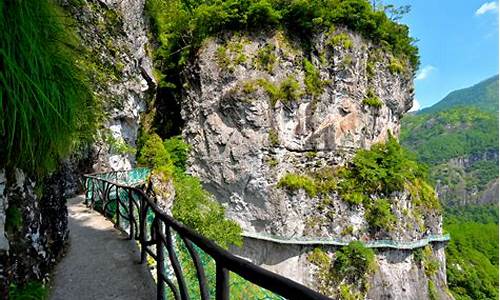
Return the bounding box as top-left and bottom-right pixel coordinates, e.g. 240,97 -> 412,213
50,196 -> 156,300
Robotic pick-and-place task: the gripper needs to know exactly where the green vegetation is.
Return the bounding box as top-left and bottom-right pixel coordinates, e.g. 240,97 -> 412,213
362,89 -> 383,108
329,32 -> 353,49
9,281 -> 48,300
0,0 -> 96,174
268,129 -> 280,147
278,173 -> 317,197
258,77 -> 302,106
303,59 -> 327,97
137,133 -> 242,247
444,205 -> 499,300
428,280 -> 439,300
254,43 -> 277,72
364,199 -> 396,231
388,57 -> 404,74
5,206 -> 23,233
308,243 -> 376,298
278,136 -> 438,231
401,107 -> 498,164
401,76 -> 498,206
146,0 -> 419,89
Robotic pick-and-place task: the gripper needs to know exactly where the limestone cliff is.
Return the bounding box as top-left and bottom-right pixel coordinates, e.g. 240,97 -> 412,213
179,30 -> 451,299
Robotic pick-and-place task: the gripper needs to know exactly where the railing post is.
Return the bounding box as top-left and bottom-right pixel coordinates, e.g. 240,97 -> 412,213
156,219 -> 166,300
115,186 -> 120,228
216,263 -> 229,300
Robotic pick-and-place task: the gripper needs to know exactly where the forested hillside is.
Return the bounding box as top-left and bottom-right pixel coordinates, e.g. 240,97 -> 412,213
419,75 -> 498,114
401,76 -> 499,206
401,76 -> 499,300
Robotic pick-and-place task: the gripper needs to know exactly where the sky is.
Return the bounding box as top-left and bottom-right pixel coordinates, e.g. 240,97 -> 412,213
387,0 -> 499,110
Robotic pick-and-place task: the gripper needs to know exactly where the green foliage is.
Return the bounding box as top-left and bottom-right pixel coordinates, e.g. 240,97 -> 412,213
428,280 -> 439,300
104,134 -> 136,155
216,45 -> 231,68
137,133 -> 172,170
258,77 -> 302,106
172,174 -> 242,248
0,0 -> 96,174
308,247 -> 331,266
364,199 -> 396,231
337,136 -> 433,205
303,58 -> 327,97
138,133 -> 242,248
339,283 -> 363,300
422,245 -> 440,277
5,206 -> 23,233
401,107 -> 498,164
254,43 -> 277,72
9,281 -> 48,300
444,206 -> 499,300
329,32 -> 353,49
147,0 -> 419,89
362,89 -> 383,108
163,136 -> 190,172
268,129 -> 280,147
333,241 -> 376,282
278,173 -> 317,197
388,57 -> 404,74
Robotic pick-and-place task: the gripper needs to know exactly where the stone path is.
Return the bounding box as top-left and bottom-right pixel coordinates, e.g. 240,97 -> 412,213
50,196 -> 156,300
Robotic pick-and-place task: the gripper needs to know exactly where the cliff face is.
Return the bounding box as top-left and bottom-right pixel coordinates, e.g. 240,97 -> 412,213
62,0 -> 155,171
434,149 -> 499,206
180,30 -> 450,299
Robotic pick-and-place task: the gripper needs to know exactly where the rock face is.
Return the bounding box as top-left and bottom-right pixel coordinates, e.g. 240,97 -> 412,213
61,0 -> 155,172
434,149 -> 499,206
181,30 -> 450,298
0,168 -> 68,291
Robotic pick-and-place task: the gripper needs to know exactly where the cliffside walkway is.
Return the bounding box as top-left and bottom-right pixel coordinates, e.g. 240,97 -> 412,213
49,196 -> 156,300
63,168 -> 450,300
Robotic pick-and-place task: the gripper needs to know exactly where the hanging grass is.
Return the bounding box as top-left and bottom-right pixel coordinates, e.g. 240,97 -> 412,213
0,0 -> 96,174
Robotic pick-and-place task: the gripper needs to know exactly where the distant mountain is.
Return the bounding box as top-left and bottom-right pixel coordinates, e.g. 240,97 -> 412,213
401,76 -> 499,207
419,75 -> 498,114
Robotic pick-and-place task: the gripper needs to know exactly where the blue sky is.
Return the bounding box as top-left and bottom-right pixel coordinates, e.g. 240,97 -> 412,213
388,0 -> 499,110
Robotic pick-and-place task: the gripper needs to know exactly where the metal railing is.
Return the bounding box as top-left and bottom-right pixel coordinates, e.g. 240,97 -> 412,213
83,171 -> 332,300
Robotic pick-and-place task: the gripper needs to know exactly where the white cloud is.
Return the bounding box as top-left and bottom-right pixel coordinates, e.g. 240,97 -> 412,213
415,65 -> 436,81
476,2 -> 498,15
409,99 -> 421,112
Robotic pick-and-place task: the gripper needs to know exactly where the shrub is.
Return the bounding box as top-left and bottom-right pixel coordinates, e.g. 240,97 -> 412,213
164,136 -> 190,172
365,199 -> 396,231
268,129 -> 280,147
330,33 -> 353,49
254,43 -> 277,73
258,77 -> 302,106
362,89 -> 383,108
172,174 -> 242,248
278,173 -> 317,197
0,0 -> 96,174
137,133 -> 171,169
303,59 -> 326,97
389,57 -> 405,74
